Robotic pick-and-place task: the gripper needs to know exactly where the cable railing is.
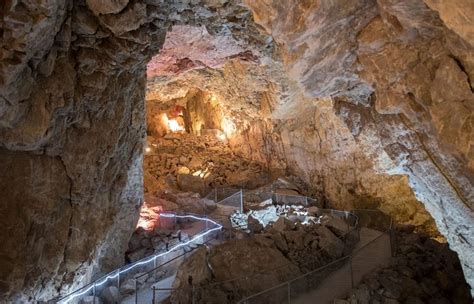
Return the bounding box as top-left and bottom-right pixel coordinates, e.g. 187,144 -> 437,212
239,209 -> 394,304
205,187 -> 323,214
50,188 -> 392,304
154,207 -> 363,304
151,210 -> 391,304
51,213 -> 223,304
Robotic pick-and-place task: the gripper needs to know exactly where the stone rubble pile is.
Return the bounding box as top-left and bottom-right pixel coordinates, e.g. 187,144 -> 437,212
170,209 -> 356,303
125,221 -> 192,264
229,203 -> 355,271
144,133 -> 270,193
336,227 -> 472,304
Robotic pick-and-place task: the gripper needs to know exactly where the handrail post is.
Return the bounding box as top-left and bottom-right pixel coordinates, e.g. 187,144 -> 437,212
93,283 -> 96,304
240,189 -> 243,212
117,269 -> 121,290
152,286 -> 156,304
135,279 -> 138,304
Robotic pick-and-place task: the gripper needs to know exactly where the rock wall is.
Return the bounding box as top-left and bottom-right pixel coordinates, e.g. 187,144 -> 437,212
0,1 -> 153,300
244,0 -> 474,293
0,0 -> 272,301
1,0 -> 473,300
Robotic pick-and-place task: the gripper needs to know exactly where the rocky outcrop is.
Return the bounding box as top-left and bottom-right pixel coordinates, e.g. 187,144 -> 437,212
337,228 -> 472,303
1,0 -> 473,301
0,0 -> 267,301
244,0 -> 474,293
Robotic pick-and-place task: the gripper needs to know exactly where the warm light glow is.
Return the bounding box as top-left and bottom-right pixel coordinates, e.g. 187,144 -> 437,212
136,202 -> 163,231
217,133 -> 226,141
145,147 -> 152,153
192,168 -> 210,178
221,117 -> 236,137
162,113 -> 185,132
168,118 -> 184,132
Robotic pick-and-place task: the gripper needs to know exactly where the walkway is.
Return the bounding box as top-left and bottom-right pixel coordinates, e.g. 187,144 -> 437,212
54,188 -> 392,304
120,275 -> 176,304
291,228 -> 391,304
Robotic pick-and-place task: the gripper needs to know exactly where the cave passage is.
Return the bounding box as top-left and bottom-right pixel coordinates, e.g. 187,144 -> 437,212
0,1 -> 473,303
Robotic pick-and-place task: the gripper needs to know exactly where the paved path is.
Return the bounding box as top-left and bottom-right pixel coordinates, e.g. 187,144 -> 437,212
118,206 -> 233,304
292,228 -> 391,304
120,274 -> 176,304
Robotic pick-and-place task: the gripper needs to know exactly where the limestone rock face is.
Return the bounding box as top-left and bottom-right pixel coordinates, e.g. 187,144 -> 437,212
0,0 -> 262,301
423,0 -> 474,46
243,0 -> 474,293
1,0 -> 474,301
86,0 -> 130,15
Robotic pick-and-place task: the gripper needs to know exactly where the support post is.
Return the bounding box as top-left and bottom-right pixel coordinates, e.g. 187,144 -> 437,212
135,279 -> 138,304
152,286 -> 156,304
93,283 -> 96,304
305,196 -> 308,206
214,188 -> 217,203
117,270 -> 121,289
240,189 -> 243,212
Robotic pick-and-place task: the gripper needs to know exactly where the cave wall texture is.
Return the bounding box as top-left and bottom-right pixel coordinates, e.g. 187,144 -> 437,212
0,0 -> 473,301
244,0 -> 474,294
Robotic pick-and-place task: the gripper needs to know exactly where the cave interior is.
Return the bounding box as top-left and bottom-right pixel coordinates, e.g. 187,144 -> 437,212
0,1 -> 473,303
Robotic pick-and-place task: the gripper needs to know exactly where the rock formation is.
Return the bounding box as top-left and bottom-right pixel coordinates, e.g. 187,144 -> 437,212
0,0 -> 473,301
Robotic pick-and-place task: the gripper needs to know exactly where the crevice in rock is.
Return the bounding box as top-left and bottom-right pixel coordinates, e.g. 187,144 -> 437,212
449,54 -> 474,92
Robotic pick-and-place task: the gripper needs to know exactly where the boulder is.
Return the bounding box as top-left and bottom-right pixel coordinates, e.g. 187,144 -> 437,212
248,215 -> 264,233
177,173 -> 204,194
316,226 -> 345,258
201,198 -> 217,212
177,166 -> 190,174
283,230 -> 306,249
127,247 -> 149,263
271,233 -> 289,253
271,217 -> 293,232
86,0 -> 129,15
319,214 -> 349,236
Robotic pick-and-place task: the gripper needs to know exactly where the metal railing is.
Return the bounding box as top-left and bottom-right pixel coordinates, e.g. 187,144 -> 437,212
51,213 -> 222,304
239,209 -> 394,303
155,207 -> 363,304
50,188 -> 391,304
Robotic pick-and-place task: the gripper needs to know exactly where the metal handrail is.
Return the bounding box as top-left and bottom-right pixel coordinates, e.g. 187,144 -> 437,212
155,209 -> 361,297
239,209 -> 394,303
50,188 -> 390,304
52,212 -> 223,303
